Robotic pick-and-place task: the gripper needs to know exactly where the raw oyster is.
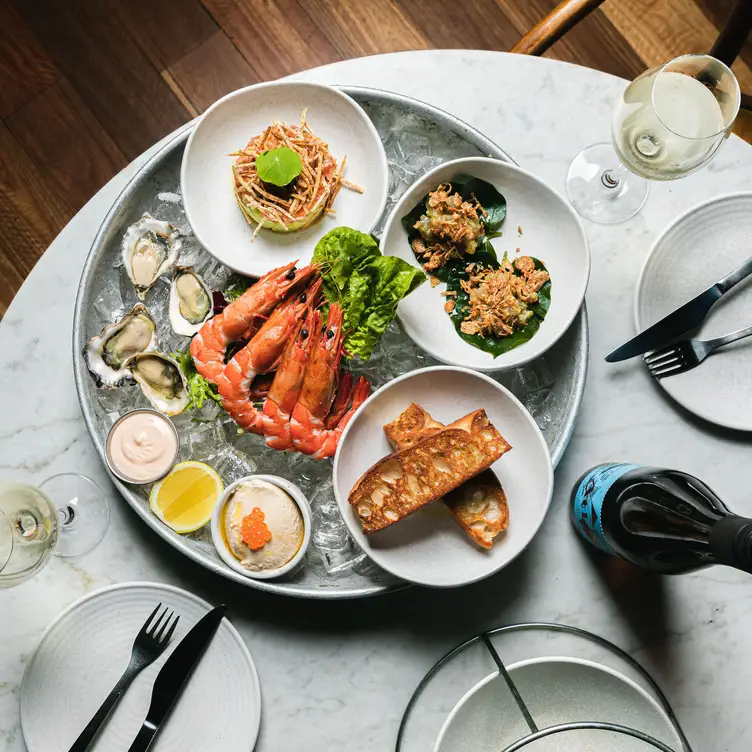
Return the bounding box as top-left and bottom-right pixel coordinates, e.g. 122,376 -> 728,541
84,304 -> 158,388
126,352 -> 189,416
169,266 -> 213,336
122,214 -> 182,299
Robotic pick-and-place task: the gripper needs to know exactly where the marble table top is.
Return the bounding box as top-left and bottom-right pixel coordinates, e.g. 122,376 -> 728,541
2,51 -> 752,752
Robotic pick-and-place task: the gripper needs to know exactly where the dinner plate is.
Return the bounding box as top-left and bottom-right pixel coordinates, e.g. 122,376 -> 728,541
436,657 -> 683,752
181,81 -> 388,278
636,192 -> 752,431
332,366 -> 553,587
20,582 -> 261,752
380,157 -> 590,371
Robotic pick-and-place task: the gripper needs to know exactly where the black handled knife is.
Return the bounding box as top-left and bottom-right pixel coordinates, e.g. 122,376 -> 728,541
605,255 -> 752,362
126,605 -> 226,752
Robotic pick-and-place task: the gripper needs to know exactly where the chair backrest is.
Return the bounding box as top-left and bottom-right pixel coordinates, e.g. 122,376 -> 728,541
710,0 -> 752,68
510,0 -> 607,57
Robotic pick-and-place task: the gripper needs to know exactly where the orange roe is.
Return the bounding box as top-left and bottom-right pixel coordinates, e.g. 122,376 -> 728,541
241,507 -> 272,550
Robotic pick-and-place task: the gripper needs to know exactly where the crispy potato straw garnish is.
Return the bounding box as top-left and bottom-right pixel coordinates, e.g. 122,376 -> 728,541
231,110 -> 364,236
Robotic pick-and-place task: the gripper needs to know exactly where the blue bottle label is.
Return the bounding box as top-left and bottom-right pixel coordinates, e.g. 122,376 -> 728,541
572,463 -> 642,554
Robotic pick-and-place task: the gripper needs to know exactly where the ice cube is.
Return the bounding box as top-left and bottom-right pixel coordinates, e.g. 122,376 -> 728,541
185,420 -> 227,464
399,131 -> 432,161
95,384 -> 141,415
214,447 -> 257,483
93,280 -> 125,326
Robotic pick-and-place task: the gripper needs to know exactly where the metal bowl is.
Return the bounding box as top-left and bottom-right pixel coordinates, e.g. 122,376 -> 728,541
73,87 -> 588,599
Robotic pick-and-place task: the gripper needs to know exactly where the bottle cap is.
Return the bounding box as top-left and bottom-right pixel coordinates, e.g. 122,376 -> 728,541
709,516 -> 752,573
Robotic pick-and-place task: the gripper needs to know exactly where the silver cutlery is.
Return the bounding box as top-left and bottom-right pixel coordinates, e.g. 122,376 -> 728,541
606,255 -> 752,362
127,604 -> 226,752
644,324 -> 752,378
68,603 -> 179,752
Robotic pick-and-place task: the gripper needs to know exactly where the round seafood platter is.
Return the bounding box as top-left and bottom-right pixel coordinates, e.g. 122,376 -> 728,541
73,86 -> 588,599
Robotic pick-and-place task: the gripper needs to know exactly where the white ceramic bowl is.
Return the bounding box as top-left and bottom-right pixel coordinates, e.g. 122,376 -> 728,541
381,157 -> 590,371
210,474 -> 311,580
332,366 -> 553,588
181,81 -> 389,278
435,657 -> 683,752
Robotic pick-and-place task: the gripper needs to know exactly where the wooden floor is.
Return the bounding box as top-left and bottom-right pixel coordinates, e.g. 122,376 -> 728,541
1,0 -> 751,315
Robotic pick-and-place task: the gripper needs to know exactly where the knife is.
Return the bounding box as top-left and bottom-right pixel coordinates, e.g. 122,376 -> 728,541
126,605 -> 226,752
606,255 -> 752,362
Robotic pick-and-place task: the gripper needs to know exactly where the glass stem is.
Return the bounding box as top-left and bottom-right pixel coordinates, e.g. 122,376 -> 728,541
58,505 -> 76,527
601,164 -> 630,191
600,164 -> 633,201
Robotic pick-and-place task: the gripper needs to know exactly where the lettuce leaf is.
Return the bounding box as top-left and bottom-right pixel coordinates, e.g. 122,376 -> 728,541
313,227 -> 426,360
172,348 -> 224,410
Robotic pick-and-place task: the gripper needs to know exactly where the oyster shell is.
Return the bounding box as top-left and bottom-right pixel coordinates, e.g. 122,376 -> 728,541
126,352 -> 190,416
122,214 -> 182,299
84,304 -> 158,388
169,266 -> 213,336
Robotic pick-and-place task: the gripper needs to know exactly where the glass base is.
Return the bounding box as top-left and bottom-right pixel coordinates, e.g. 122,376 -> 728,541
39,474 -> 110,557
566,143 -> 649,224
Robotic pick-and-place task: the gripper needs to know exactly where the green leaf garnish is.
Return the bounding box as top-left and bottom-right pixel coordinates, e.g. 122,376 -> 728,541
313,227 -> 426,360
445,256 -> 551,358
171,348 -> 224,410
223,273 -> 253,302
255,147 -> 303,187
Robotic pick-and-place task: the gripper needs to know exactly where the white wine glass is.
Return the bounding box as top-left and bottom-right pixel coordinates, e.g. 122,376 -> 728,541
567,54 -> 741,224
0,474 -> 110,588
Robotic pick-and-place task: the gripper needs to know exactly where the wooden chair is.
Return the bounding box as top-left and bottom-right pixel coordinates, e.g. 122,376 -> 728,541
510,0 -> 752,112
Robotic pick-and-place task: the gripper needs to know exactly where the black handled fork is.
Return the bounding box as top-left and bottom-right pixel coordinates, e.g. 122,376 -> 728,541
67,603 -> 180,752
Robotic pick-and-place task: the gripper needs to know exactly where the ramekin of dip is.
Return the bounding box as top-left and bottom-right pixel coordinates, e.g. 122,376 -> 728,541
211,474 -> 311,580
106,409 -> 180,484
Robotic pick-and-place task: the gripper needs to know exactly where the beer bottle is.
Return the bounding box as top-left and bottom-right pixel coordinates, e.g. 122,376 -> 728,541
570,463 -> 752,574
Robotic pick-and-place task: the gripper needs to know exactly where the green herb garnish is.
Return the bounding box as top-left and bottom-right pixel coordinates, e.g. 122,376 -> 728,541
255,147 -> 303,187
172,348 -> 223,410
223,273 -> 253,302
313,227 -> 426,360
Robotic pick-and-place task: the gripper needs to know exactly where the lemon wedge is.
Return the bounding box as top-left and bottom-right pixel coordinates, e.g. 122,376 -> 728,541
149,461 -> 223,534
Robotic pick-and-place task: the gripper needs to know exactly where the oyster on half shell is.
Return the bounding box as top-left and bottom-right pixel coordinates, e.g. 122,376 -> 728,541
169,266 -> 213,336
122,214 -> 182,299
84,304 -> 158,388
126,352 -> 190,416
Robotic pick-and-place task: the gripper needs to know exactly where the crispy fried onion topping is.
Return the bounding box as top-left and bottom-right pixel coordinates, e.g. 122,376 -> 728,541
410,183 -> 485,270
459,257 -> 549,338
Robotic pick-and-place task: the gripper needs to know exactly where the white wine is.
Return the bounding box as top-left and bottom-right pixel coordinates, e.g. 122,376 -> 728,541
612,70 -> 725,180
0,481 -> 58,588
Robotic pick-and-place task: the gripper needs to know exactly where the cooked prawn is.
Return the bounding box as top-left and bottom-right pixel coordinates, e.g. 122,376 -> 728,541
261,308 -> 319,450
190,261 -> 317,384
290,303 -> 370,459
217,280 -> 320,432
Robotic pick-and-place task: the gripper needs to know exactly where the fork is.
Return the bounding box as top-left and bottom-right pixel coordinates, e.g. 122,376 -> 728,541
644,325 -> 752,378
68,603 -> 180,752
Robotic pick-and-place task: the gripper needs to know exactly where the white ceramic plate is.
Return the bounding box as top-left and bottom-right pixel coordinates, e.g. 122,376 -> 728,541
20,583 -> 261,752
380,157 -> 590,371
181,81 -> 388,278
436,657 -> 683,752
332,366 -> 553,587
636,192 -> 752,431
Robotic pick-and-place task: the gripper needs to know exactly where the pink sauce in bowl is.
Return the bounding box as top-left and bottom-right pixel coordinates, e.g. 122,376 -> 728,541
106,409 -> 179,484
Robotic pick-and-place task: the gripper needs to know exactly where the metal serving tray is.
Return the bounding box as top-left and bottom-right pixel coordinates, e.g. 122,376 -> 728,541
73,87 -> 588,599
